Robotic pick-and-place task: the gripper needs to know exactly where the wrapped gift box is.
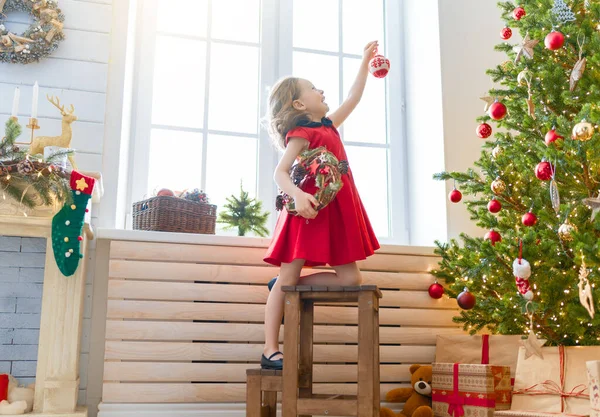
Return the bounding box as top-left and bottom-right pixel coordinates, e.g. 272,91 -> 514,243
588,360 -> 600,417
435,334 -> 522,381
432,363 -> 512,417
496,346 -> 600,417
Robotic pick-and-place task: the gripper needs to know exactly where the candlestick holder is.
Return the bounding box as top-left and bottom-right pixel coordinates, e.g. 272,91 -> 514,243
17,117 -> 40,146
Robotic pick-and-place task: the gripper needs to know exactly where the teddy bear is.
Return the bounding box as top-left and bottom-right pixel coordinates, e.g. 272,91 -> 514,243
380,364 -> 433,417
0,374 -> 35,415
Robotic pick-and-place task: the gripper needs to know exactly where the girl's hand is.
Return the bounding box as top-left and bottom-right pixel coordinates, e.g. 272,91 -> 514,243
363,40 -> 379,62
293,190 -> 319,219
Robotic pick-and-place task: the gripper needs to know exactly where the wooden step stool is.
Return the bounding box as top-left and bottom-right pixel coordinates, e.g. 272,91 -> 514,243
246,369 -> 282,417
281,285 -> 382,417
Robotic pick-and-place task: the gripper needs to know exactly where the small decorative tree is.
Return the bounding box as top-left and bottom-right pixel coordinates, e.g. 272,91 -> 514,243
218,182 -> 270,237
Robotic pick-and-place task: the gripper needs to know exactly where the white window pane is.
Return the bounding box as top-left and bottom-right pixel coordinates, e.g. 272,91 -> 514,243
152,36 -> 206,128
293,0 -> 339,52
212,0 -> 260,43
157,0 -> 208,37
342,58 -> 386,144
147,129 -> 203,195
206,135 -> 258,225
342,0 -> 385,55
293,52 -> 340,111
209,44 -> 259,134
345,146 -> 389,237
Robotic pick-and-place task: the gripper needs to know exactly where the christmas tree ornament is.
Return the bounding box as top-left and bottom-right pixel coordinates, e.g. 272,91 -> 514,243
491,178 -> 506,194
368,49 -> 390,78
551,0 -> 577,24
570,36 -> 587,92
488,199 -> 502,213
558,221 -> 576,242
545,127 -> 564,146
501,26 -> 513,40
535,161 -> 553,181
476,122 -> 492,138
522,302 -> 547,360
583,195 -> 600,220
577,259 -> 595,319
522,211 -> 537,227
428,282 -> 445,299
513,256 -> 534,301
500,60 -> 514,72
572,120 -> 594,141
449,188 -> 462,203
480,95 -> 495,112
492,146 -> 503,159
51,171 -> 95,277
514,33 -> 539,63
544,30 -> 565,50
513,5 -> 526,20
457,287 -> 476,310
488,100 -> 507,120
484,230 -> 502,246
518,70 -> 536,119
550,176 -> 561,214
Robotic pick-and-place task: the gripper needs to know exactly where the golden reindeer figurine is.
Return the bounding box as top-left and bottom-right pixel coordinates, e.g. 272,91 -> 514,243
29,95 -> 78,169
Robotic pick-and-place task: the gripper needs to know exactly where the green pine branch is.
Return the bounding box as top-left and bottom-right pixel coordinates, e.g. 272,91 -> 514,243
217,182 -> 270,237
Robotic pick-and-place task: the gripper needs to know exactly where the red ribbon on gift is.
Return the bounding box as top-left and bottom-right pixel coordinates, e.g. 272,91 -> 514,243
513,346 -> 589,414
482,334 -> 490,364
432,363 -> 497,417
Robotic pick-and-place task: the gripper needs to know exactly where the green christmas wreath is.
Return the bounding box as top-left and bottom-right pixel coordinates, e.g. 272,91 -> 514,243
0,0 -> 65,64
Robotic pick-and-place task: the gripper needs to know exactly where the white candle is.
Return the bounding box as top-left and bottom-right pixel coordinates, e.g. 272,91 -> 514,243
31,81 -> 39,119
11,87 -> 20,118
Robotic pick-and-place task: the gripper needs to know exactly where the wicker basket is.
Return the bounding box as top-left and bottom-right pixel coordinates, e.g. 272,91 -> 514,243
132,196 -> 217,234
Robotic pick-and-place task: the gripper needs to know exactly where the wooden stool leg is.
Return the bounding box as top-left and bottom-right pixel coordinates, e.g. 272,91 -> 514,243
299,300 -> 314,417
358,291 -> 376,417
283,291 -> 301,417
373,297 -> 380,415
246,375 -> 262,417
263,391 -> 278,417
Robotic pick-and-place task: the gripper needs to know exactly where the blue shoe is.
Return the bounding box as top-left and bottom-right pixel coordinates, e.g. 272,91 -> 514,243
268,277 -> 277,291
261,351 -> 283,370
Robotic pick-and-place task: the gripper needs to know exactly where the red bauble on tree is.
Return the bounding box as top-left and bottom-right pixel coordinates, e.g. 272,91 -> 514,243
545,127 -> 564,146
488,101 -> 507,120
522,211 -> 538,227
428,282 -> 445,299
535,161 -> 553,181
484,230 -> 502,246
457,288 -> 476,310
513,6 -> 526,20
501,26 -> 512,40
476,122 -> 492,138
488,199 -> 502,213
449,188 -> 462,203
545,30 -> 565,50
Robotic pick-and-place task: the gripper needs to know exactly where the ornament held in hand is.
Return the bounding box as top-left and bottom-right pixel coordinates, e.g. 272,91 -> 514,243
457,288 -> 476,310
476,123 -> 492,138
572,120 -> 594,141
428,282 -> 445,299
545,30 -> 565,50
488,199 -> 502,213
369,53 -> 390,78
535,161 -> 553,181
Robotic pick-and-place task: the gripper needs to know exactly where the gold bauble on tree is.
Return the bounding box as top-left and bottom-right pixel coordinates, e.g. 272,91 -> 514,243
492,146 -> 503,159
491,177 -> 506,195
558,222 -> 577,242
572,120 -> 594,141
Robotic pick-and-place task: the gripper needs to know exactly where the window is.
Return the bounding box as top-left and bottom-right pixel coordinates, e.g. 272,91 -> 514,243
128,0 -> 407,242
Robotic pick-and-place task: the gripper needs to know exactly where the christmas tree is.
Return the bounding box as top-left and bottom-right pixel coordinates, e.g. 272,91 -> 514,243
218,183 -> 270,237
433,0 -> 600,346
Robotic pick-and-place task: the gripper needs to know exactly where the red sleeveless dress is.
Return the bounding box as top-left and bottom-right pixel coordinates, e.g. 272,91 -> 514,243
264,118 -> 380,267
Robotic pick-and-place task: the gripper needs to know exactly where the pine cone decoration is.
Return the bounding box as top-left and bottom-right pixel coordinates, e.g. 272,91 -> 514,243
276,194 -> 285,211
338,160 -> 349,175
17,159 -> 34,175
291,164 -> 307,185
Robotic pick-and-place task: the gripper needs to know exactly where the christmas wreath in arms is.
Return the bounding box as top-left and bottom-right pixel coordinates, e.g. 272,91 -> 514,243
276,146 -> 349,215
0,0 -> 65,64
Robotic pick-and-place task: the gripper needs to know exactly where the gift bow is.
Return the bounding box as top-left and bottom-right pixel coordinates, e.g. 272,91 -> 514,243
447,363 -> 466,417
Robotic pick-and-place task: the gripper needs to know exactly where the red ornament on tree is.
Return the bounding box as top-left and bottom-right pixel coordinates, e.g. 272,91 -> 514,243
522,211 -> 538,227
428,282 -> 445,299
476,122 -> 492,138
457,288 -> 476,310
501,26 -> 512,40
545,30 -> 565,50
513,6 -> 526,20
449,188 -> 462,203
369,51 -> 390,78
484,230 -> 502,246
535,161 -> 553,181
488,199 -> 502,213
488,101 -> 507,120
545,127 -> 564,146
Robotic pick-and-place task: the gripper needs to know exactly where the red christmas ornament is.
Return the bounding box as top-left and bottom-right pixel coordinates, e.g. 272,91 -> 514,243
488,101 -> 507,120
369,52 -> 390,78
488,199 -> 502,213
428,282 -> 445,299
535,161 -> 553,181
522,211 -> 538,227
484,230 -> 502,246
476,123 -> 492,139
545,30 -> 565,50
545,127 -> 564,146
501,26 -> 513,40
457,288 -> 476,310
78,236 -> 83,241
449,188 -> 462,203
513,6 -> 526,20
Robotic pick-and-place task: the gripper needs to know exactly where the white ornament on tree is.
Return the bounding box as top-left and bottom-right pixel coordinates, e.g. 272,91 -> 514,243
578,259 -> 595,319
522,302 -> 547,360
552,0 -> 577,24
513,258 -> 534,301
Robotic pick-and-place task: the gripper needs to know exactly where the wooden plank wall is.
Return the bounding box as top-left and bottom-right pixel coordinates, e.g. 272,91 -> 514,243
102,240 -> 463,403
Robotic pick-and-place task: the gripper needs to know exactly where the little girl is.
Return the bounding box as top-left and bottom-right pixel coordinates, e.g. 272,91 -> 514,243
261,41 -> 381,370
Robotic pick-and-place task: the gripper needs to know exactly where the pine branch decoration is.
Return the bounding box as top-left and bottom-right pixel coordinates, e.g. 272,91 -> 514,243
218,182 -> 270,237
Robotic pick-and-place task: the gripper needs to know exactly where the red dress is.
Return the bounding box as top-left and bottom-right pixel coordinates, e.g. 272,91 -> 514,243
264,118 -> 380,267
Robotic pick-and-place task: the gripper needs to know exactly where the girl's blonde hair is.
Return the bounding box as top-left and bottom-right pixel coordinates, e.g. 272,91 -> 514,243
267,77 -> 310,150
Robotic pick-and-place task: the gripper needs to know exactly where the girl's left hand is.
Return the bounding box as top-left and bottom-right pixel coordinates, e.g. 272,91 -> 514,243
363,41 -> 379,61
